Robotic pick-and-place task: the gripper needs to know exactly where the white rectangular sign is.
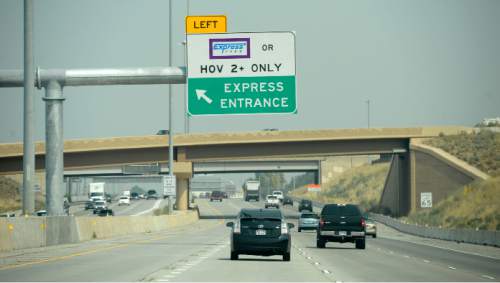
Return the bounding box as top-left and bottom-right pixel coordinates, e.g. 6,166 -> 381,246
420,192 -> 432,208
163,175 -> 176,197
186,31 -> 297,116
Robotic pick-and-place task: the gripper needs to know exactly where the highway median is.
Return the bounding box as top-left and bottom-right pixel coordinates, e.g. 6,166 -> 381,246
0,210 -> 198,253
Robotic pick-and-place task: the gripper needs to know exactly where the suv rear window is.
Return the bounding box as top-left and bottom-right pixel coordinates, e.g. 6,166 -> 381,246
301,213 -> 319,219
321,204 -> 361,216
211,191 -> 222,196
239,209 -> 282,219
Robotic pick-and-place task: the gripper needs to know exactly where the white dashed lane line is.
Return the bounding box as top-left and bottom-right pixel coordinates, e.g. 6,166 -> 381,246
448,266 -> 456,270
481,275 -> 495,280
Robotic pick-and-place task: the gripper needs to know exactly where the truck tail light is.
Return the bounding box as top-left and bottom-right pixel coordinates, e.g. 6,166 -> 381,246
281,222 -> 289,234
319,218 -> 325,228
361,218 -> 366,228
234,220 -> 241,234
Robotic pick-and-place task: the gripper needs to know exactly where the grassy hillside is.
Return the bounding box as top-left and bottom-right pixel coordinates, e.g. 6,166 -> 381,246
290,163 -> 390,212
0,176 -> 45,213
0,176 -> 22,213
425,130 -> 500,176
404,177 -> 500,231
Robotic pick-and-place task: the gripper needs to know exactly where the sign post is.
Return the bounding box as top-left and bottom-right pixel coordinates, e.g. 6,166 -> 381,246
186,32 -> 296,115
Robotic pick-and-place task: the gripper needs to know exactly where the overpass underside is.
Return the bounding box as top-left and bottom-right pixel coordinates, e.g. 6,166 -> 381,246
5,135 -> 478,218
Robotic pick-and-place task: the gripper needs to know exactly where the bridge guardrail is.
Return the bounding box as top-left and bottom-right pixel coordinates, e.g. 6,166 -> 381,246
287,195 -> 499,247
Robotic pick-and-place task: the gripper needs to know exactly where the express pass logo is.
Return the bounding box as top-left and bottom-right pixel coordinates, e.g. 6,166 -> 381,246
209,38 -> 250,59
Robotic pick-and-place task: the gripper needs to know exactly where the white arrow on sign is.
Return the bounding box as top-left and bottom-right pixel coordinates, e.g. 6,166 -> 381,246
195,89 -> 212,104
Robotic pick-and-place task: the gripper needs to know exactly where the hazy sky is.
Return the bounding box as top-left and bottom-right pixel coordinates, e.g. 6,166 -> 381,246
1,0 -> 499,143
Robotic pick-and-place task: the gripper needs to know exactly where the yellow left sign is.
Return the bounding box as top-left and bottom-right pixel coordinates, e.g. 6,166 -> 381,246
186,15 -> 227,34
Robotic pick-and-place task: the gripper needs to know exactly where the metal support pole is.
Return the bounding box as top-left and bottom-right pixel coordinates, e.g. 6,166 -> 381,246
22,0 -> 35,215
168,0 -> 174,178
366,99 -> 371,129
44,80 -> 65,216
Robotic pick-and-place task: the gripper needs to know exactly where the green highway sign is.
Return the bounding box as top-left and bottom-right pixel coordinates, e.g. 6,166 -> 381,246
186,32 -> 296,115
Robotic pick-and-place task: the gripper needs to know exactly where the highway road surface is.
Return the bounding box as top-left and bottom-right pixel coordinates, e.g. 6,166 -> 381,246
70,198 -> 170,217
0,198 -> 499,281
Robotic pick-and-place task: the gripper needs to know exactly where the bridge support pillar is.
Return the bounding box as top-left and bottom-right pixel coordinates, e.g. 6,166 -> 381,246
379,152 -> 411,217
173,162 -> 192,211
175,177 -> 189,211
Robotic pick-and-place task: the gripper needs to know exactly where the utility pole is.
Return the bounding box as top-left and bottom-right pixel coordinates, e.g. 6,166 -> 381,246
366,99 -> 371,129
168,0 -> 174,178
23,0 -> 35,215
185,0 -> 190,134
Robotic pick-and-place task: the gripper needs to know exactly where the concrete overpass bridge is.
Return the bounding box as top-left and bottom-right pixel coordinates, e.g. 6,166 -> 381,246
0,126 -> 482,216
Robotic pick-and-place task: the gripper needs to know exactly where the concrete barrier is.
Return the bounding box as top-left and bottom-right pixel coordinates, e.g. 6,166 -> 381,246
370,213 -> 499,247
0,217 -> 45,251
0,210 -> 199,252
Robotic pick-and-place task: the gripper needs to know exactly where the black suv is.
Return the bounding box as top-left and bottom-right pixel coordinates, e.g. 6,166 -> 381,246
298,199 -> 313,212
283,197 -> 293,206
316,204 -> 366,249
84,201 -> 95,210
226,209 -> 294,261
146,190 -> 158,200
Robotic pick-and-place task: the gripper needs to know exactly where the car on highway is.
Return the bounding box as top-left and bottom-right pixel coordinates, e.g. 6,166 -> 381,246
93,200 -> 107,214
0,213 -> 15,217
365,218 -> 377,238
283,196 -> 293,206
272,190 -> 284,202
97,208 -> 114,217
298,212 -> 320,232
35,210 -> 47,216
210,190 -> 224,202
316,203 -> 366,249
118,196 -> 131,206
264,195 -> 280,209
85,200 -> 95,210
146,190 -> 158,200
222,191 -> 228,199
226,208 -> 294,261
130,192 -> 140,200
298,199 -> 313,212
105,193 -> 112,203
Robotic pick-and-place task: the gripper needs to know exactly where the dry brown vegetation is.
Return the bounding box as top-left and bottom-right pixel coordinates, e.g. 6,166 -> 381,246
425,130 -> 500,176
290,163 -> 390,212
405,177 -> 500,231
0,176 -> 21,213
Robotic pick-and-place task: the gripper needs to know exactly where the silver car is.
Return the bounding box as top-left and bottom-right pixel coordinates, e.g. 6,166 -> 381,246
298,212 -> 319,232
365,219 -> 377,238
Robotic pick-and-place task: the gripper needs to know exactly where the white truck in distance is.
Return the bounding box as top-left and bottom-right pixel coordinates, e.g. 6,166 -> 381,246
123,190 -> 131,197
89,182 -> 105,202
243,180 -> 260,202
272,190 -> 284,202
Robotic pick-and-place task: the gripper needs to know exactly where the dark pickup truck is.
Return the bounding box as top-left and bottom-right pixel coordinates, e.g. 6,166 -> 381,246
316,203 -> 366,249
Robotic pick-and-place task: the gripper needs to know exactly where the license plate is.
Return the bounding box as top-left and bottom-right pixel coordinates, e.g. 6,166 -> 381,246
256,229 -> 266,236
339,231 -> 347,236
